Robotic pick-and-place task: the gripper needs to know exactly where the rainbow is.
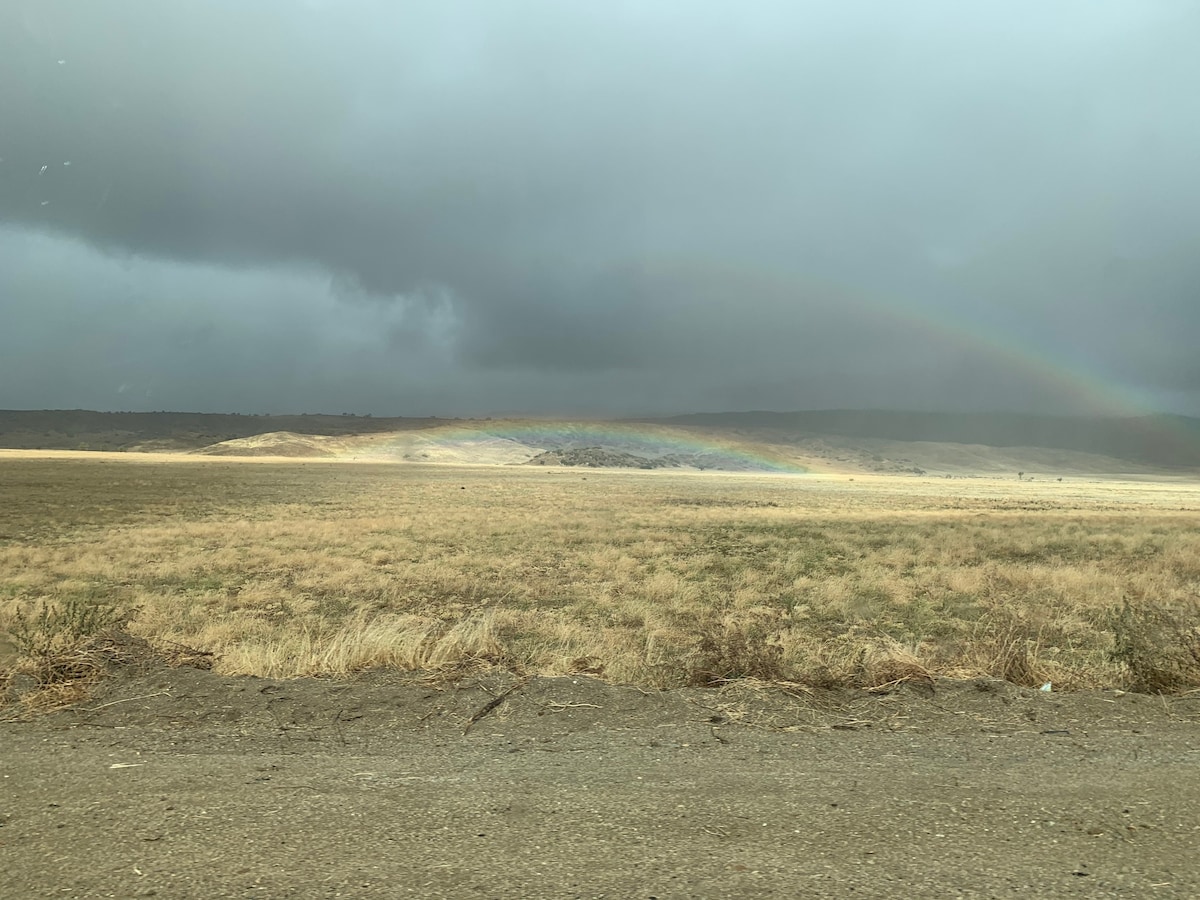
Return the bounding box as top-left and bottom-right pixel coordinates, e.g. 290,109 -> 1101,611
628,258 -> 1167,418
342,257 -> 1190,471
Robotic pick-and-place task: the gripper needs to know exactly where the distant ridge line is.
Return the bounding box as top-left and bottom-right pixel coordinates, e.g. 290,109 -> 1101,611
648,410 -> 1200,469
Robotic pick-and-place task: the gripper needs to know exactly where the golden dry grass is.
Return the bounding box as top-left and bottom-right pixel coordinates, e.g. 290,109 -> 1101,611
2,454 -> 1200,692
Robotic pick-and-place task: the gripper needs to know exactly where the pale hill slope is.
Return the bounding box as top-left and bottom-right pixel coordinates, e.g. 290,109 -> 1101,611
2,409 -> 1198,475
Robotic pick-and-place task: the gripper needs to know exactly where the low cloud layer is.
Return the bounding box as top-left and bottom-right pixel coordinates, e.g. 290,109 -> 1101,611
2,1 -> 1197,415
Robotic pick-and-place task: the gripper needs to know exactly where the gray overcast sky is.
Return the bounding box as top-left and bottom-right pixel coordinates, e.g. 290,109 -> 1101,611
1,1 -> 1198,416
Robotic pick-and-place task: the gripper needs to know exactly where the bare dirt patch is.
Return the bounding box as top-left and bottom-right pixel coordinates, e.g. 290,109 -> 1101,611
3,663 -> 1200,899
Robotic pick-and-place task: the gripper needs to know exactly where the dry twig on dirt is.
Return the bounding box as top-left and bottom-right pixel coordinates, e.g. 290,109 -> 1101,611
462,679 -> 528,734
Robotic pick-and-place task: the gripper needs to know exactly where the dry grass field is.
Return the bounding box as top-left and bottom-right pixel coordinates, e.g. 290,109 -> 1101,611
3,451 -> 1200,706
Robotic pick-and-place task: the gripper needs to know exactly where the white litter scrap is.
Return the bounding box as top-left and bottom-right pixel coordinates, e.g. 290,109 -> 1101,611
109,763 -> 145,769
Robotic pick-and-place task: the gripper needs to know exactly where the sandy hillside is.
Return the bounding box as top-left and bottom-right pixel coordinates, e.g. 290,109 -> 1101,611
4,409 -> 1200,475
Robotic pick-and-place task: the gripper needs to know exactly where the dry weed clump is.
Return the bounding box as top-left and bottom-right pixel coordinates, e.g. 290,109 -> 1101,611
929,607 -> 1064,688
9,594 -> 126,665
2,456 -> 1200,694
2,596 -> 127,707
785,632 -> 933,691
684,612 -> 787,686
1108,598 -> 1200,693
1,594 -> 212,715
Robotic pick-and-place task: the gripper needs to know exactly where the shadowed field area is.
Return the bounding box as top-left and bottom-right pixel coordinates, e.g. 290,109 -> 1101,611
3,453 -> 1200,709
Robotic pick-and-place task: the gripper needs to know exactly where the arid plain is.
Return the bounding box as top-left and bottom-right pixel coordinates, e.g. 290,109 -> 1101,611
3,449 -> 1199,703
3,449 -> 1200,898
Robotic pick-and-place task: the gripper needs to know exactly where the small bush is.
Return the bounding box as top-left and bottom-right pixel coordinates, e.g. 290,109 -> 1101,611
1109,598 -> 1200,693
9,595 -> 126,685
12,595 -> 124,656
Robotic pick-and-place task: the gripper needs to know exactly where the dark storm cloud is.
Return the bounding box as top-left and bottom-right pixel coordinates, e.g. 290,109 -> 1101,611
1,1 -> 1198,414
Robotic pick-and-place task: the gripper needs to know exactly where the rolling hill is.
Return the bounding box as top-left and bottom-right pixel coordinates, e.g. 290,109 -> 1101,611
1,409 -> 1198,475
